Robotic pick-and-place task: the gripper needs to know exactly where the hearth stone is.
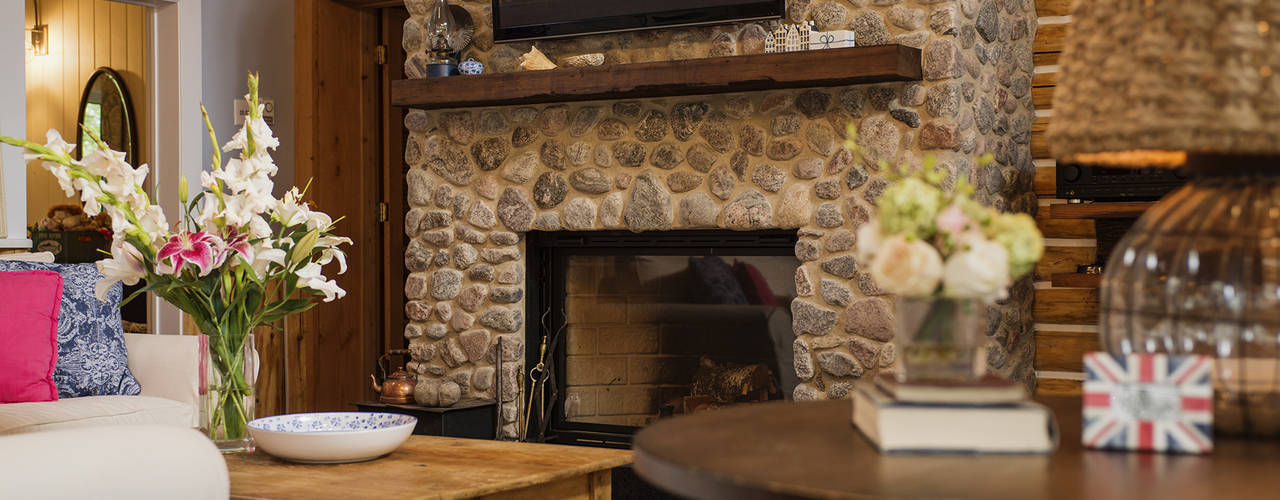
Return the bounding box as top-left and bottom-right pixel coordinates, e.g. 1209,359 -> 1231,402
624,172 -> 674,231
845,298 -> 895,341
793,339 -> 814,380
792,299 -> 838,336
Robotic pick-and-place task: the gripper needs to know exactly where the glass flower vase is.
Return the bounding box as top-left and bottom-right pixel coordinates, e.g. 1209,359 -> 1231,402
201,332 -> 257,453
895,297 -> 987,382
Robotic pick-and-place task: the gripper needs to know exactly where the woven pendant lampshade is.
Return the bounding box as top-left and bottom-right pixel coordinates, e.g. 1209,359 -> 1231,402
1049,0 -> 1280,436
1048,0 -> 1280,166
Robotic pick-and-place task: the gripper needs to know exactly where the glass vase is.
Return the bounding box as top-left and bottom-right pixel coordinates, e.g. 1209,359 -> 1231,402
895,297 -> 987,383
1099,170 -> 1280,436
201,332 -> 258,453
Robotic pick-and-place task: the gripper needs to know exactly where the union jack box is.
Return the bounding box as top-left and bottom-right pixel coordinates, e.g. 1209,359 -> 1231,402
1082,352 -> 1213,454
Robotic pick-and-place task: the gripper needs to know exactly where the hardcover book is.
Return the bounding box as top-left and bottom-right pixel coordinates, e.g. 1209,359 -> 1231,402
873,372 -> 1027,405
852,382 -> 1057,454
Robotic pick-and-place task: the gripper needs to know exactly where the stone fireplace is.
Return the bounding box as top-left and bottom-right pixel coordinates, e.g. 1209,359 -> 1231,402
399,0 -> 1038,440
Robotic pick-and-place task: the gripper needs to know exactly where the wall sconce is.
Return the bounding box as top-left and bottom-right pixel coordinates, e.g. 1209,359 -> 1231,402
26,0 -> 48,57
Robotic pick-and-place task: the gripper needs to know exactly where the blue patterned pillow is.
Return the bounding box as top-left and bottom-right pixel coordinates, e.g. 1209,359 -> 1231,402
689,256 -> 750,305
0,261 -> 140,398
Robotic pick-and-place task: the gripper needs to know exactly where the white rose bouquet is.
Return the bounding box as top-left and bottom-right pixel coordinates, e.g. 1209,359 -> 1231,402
849,136 -> 1043,303
1,74 -> 350,450
844,127 -> 1043,381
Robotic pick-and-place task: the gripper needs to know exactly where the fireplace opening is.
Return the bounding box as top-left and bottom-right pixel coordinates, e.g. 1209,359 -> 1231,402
525,230 -> 799,447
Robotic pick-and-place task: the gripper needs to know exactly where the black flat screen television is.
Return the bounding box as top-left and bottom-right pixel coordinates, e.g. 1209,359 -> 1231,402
492,0 -> 786,43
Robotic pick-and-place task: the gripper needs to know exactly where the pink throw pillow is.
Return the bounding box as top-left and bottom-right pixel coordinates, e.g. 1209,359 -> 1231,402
0,270 -> 64,403
733,261 -> 779,306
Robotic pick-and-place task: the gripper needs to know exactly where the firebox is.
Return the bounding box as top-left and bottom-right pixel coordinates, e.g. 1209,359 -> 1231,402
524,230 -> 800,447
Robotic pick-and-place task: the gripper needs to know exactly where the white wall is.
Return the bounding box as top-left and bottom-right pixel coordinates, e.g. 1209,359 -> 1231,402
200,0 -> 294,194
1,0 -> 29,248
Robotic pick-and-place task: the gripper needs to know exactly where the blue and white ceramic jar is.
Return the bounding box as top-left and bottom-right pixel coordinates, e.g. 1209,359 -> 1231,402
459,58 -> 485,75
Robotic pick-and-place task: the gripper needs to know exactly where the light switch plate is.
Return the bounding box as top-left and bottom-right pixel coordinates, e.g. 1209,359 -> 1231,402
234,98 -> 275,126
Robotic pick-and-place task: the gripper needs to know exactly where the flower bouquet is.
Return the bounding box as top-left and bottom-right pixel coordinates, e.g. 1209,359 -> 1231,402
848,131 -> 1044,382
1,74 -> 350,452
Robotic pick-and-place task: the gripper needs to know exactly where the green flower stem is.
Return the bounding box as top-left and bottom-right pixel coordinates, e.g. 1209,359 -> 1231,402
916,298 -> 956,346
206,332 -> 252,443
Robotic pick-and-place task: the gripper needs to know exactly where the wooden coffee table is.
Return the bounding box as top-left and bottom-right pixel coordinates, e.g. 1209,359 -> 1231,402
226,435 -> 631,499
634,397 -> 1280,499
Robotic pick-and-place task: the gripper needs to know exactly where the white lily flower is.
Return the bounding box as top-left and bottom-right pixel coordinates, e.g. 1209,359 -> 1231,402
295,262 -> 346,302
316,246 -> 349,274
251,246 -> 287,278
95,240 -> 147,301
275,187 -> 310,227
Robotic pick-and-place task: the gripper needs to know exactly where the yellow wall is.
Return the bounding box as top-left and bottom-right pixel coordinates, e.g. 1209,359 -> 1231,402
24,0 -> 149,225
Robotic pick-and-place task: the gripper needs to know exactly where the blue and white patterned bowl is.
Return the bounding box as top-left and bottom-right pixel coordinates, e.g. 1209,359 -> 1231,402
247,412 -> 417,464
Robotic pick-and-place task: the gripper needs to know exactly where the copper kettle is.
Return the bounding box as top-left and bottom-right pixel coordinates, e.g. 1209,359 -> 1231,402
371,349 -> 416,404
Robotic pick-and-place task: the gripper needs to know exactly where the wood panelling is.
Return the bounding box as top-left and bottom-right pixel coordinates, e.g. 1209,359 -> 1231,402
1033,52 -> 1060,67
1031,116 -> 1051,160
1034,165 -> 1055,196
1033,24 -> 1068,54
1031,129 -> 1050,159
1034,245 -> 1096,281
1050,273 -> 1101,289
1032,86 -> 1055,109
1031,10 -> 1093,394
293,0 -> 384,413
1032,71 -> 1057,88
1035,210 -> 1095,239
1034,288 -> 1098,325
1036,331 -> 1099,372
24,0 -> 149,224
1035,0 -> 1076,17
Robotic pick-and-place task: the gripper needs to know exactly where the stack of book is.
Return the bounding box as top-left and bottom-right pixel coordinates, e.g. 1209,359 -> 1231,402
852,373 -> 1058,454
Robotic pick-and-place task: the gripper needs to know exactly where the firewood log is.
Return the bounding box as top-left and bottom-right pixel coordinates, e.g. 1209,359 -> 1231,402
689,357 -> 777,404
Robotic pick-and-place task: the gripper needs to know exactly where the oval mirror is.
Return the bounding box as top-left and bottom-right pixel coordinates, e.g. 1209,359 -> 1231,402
75,67 -> 138,163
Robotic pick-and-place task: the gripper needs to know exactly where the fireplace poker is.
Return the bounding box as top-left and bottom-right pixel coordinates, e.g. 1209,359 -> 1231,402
522,335 -> 548,441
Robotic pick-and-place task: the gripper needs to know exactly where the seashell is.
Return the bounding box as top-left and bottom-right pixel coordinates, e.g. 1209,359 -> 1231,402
559,53 -> 605,68
518,46 -> 558,71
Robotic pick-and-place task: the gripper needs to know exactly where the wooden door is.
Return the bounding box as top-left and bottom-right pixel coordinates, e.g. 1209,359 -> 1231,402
292,0 -> 387,412
381,6 -> 410,359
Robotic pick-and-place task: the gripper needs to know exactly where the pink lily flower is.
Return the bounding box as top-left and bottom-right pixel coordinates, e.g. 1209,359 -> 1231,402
220,228 -> 253,264
157,231 -> 224,276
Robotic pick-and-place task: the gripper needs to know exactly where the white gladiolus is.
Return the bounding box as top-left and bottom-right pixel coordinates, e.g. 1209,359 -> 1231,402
72,177 -> 106,215
25,131 -> 78,196
5,74 -> 351,335
868,235 -> 944,297
943,237 -> 1011,302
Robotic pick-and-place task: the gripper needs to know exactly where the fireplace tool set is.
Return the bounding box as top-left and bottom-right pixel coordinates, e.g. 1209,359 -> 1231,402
517,308 -> 566,442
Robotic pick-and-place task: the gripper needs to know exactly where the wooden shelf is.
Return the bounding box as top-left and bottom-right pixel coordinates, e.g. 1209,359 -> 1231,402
1049,201 -> 1155,220
1050,273 -> 1101,288
391,45 -> 922,110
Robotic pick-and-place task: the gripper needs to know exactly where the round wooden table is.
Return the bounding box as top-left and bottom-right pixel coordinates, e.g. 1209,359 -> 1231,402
632,397 -> 1280,499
